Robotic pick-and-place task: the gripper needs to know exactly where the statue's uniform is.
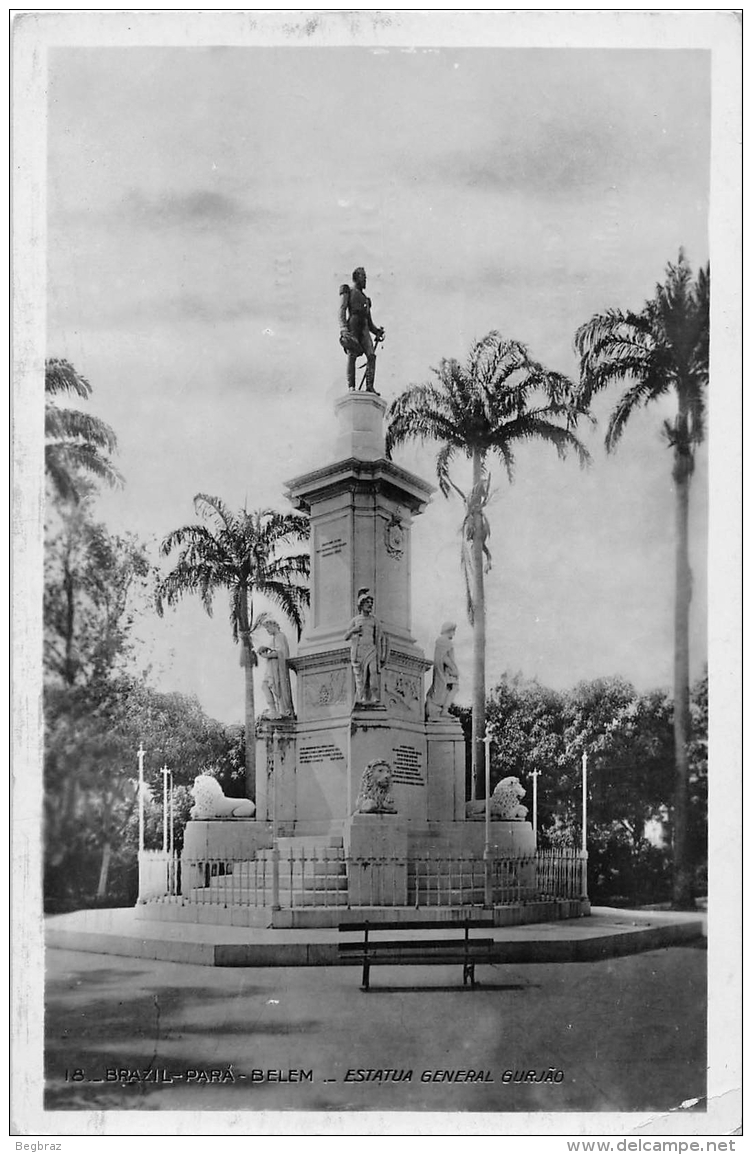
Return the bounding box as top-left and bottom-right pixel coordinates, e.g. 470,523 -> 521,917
339,284 -> 380,391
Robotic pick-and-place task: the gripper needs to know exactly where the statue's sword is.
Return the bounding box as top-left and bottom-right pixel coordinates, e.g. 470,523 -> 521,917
359,331 -> 385,390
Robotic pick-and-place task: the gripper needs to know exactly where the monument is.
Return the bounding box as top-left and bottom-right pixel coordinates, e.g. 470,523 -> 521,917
248,269 -> 533,865
172,269 -> 546,922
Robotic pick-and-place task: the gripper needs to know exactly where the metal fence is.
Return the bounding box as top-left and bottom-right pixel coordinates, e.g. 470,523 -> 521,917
139,846 -> 587,909
535,847 -> 588,900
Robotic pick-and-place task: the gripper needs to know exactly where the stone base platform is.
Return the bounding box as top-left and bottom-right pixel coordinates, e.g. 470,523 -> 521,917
133,897 -> 588,930
45,905 -> 706,968
182,817 -> 535,858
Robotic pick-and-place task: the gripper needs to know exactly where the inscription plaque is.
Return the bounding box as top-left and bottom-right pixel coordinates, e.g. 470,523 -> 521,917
392,744 -> 425,786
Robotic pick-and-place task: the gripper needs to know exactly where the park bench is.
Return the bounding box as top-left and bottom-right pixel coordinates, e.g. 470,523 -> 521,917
338,918 -> 497,990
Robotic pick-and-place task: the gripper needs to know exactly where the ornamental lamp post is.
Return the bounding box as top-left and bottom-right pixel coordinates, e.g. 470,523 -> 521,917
581,751 -> 589,905
161,765 -> 170,854
581,751 -> 588,855
137,743 -> 145,853
482,728 -> 493,908
271,728 -> 280,911
530,768 -> 541,850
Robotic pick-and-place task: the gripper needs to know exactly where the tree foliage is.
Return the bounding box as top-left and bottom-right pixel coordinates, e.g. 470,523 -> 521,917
574,252 -> 708,461
574,251 -> 709,908
45,358 -> 124,502
156,496 -> 310,800
386,332 -> 589,800
44,500 -> 151,688
486,671 -> 707,904
44,675 -> 242,911
42,493 -> 246,909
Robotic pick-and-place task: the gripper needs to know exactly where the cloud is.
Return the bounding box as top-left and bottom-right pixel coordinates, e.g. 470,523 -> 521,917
52,187 -> 275,232
52,289 -> 271,332
405,118 -> 626,200
120,188 -> 271,229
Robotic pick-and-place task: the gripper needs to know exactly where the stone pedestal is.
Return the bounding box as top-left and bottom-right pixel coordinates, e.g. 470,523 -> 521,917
255,716 -> 297,827
333,392 -> 387,462
181,819 -> 273,891
345,813 -> 408,905
282,392 -> 437,832
285,393 -> 434,660
425,717 -> 466,821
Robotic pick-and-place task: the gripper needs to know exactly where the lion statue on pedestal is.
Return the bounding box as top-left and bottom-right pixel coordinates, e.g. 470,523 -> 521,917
465,776 -> 528,821
354,759 -> 398,815
190,775 -> 256,820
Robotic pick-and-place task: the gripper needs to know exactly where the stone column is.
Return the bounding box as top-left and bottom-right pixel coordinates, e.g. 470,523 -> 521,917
255,716 -> 297,833
333,391 -> 387,462
345,813 -> 408,906
425,717 -> 467,821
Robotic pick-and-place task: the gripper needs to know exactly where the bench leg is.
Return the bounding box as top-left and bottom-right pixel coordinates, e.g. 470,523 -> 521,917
361,962 -> 370,991
463,963 -> 476,988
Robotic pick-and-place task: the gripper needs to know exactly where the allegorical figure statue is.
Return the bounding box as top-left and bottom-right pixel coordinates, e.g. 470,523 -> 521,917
338,266 -> 385,393
425,621 -> 460,720
257,619 -> 294,718
344,588 -> 390,706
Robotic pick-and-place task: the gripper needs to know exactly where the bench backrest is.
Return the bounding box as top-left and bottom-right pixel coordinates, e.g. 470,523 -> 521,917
339,919 -> 495,932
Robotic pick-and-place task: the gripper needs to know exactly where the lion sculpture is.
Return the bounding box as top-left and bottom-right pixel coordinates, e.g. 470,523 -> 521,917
465,776 -> 528,821
190,774 -> 256,820
354,759 -> 398,815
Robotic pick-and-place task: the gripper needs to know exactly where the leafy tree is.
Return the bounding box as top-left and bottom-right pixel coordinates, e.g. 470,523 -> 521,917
574,251 -> 709,907
687,669 -> 708,891
487,673 -> 687,904
156,496 -> 310,800
486,673 -> 566,824
44,499 -> 151,688
45,358 -> 123,502
562,678 -> 674,850
43,501 -> 150,906
44,677 -> 242,909
386,331 -> 589,798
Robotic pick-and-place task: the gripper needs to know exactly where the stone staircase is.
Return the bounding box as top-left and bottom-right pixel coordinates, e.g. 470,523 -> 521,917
185,835 -> 349,909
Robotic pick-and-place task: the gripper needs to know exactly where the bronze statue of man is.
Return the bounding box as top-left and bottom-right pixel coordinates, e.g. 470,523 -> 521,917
338,267 -> 385,393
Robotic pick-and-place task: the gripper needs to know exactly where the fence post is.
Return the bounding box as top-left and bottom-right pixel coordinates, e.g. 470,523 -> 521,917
271,844 -> 280,911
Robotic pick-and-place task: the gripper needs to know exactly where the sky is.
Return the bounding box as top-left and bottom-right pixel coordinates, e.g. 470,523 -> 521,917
45,34 -> 712,727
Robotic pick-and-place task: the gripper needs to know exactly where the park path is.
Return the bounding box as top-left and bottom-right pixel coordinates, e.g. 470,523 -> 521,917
44,943 -> 706,1116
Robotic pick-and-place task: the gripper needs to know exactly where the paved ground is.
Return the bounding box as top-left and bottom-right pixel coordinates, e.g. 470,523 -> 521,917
44,905 -> 706,966
44,941 -> 706,1116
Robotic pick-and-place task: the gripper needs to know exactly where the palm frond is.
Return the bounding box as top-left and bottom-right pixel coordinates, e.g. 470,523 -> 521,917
265,553 -> 311,588
45,442 -> 124,499
435,442 -> 461,497
159,522 -> 226,559
460,534 -> 475,626
45,358 -> 92,399
156,559 -> 220,616
261,581 -> 309,639
385,382 -> 463,458
193,493 -> 236,535
158,498 -> 312,644
576,252 -> 709,454
45,406 -> 118,453
604,373 -> 673,452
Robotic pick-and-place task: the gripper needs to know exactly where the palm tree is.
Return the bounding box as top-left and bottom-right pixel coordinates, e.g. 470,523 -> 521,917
574,250 -> 709,909
386,331 -> 589,800
45,358 -> 123,502
156,496 -> 310,800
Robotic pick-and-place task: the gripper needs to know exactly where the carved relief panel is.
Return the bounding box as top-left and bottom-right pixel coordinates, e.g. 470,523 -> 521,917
302,668 -> 348,715
383,668 -> 422,719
